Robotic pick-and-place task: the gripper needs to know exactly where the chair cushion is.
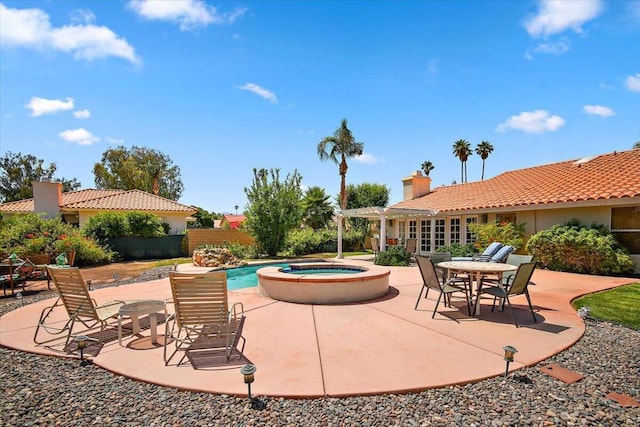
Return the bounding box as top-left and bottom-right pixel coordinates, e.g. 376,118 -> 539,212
490,245 -> 515,263
481,242 -> 504,257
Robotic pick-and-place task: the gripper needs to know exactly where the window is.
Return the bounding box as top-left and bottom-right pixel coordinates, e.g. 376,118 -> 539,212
465,217 -> 477,244
409,220 -> 417,239
435,219 -> 445,249
611,206 -> 640,254
398,220 -> 406,243
450,218 -> 461,244
420,219 -> 431,252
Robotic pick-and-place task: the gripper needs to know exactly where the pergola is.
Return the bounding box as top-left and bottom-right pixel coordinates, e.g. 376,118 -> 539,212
336,206 -> 438,258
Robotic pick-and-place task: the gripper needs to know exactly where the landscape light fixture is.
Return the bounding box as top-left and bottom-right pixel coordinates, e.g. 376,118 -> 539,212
74,335 -> 90,366
240,364 -> 257,402
503,345 -> 518,377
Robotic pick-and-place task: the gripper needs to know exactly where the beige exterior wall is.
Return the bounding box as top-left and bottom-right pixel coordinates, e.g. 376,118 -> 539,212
76,210 -> 190,235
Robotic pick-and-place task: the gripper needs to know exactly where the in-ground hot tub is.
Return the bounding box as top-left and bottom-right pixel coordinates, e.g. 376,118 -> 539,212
257,263 -> 390,304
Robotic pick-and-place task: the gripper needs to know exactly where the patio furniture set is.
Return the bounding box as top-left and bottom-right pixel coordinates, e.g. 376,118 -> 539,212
414,242 -> 538,327
33,266 -> 246,367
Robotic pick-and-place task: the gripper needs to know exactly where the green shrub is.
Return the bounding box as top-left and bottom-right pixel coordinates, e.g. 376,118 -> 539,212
222,241 -> 259,259
526,220 -> 634,275
83,211 -> 166,244
83,212 -> 129,243
126,211 -> 165,237
0,213 -> 112,266
436,242 -> 476,257
374,245 -> 411,266
281,228 -> 364,257
469,222 -> 525,250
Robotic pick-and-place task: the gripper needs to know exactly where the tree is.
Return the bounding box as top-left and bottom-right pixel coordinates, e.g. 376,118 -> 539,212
420,160 -> 434,176
189,207 -> 222,228
93,146 -> 184,201
345,182 -> 390,249
0,151 -> 81,203
475,140 -> 494,180
452,139 -> 472,183
301,186 -> 334,230
244,168 -> 303,256
317,119 -> 364,212
634,141 -> 640,149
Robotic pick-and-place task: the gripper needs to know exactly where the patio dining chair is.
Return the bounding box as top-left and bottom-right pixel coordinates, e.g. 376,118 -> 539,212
473,261 -> 537,328
370,237 -> 380,261
404,238 -> 417,262
414,255 -> 471,318
34,267 -> 125,347
165,271 -> 246,366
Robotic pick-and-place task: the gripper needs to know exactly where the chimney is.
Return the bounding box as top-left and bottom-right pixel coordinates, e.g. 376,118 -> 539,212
402,171 -> 432,201
32,179 -> 63,219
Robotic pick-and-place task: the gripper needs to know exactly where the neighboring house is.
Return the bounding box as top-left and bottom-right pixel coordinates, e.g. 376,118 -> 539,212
220,214 -> 246,229
0,180 -> 197,235
340,149 -> 640,270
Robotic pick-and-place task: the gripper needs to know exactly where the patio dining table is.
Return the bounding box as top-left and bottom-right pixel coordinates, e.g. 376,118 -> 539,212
437,260 -> 517,316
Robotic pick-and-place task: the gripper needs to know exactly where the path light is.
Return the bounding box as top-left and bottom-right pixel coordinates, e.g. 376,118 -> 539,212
503,345 -> 518,377
86,279 -> 92,290
173,262 -> 178,271
240,364 -> 256,402
15,292 -> 23,307
74,335 -> 90,366
113,273 -> 119,285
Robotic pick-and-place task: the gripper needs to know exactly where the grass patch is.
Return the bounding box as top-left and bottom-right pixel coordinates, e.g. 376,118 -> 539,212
153,257 -> 192,267
572,283 -> 640,330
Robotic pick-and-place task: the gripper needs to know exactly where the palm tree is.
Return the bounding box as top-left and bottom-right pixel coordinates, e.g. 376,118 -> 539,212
421,160 -> 434,176
302,186 -> 334,229
475,140 -> 494,180
317,118 -> 364,212
634,141 -> 640,149
452,139 -> 472,183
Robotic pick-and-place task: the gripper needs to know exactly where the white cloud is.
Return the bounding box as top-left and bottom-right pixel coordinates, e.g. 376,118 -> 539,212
59,128 -> 99,145
69,9 -> 96,25
525,0 -> 603,38
354,153 -> 381,164
625,73 -> 640,92
73,109 -> 91,119
496,110 -> 565,134
583,105 -> 615,117
534,38 -> 570,55
128,0 -> 246,31
238,83 -> 278,103
0,4 -> 140,65
105,137 -> 125,144
25,96 -> 74,116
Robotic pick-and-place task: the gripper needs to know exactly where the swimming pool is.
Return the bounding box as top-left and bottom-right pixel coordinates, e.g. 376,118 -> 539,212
225,263 -> 289,290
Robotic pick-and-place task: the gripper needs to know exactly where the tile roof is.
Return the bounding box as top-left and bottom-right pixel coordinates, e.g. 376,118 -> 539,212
0,188 -> 196,214
393,149 -> 640,213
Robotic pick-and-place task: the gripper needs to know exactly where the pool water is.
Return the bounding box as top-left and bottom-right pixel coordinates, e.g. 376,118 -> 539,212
226,263 -> 289,290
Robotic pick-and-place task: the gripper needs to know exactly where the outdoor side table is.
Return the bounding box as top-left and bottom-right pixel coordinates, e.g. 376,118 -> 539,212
118,300 -> 167,346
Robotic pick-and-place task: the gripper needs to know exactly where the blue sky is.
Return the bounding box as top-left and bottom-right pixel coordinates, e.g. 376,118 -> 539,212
1,0 -> 639,214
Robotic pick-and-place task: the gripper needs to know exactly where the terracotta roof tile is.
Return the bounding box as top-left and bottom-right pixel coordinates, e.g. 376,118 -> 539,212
393,149 -> 640,213
0,188 -> 196,214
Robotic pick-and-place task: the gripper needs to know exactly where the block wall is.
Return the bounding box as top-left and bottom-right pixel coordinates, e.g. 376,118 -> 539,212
187,228 -> 255,254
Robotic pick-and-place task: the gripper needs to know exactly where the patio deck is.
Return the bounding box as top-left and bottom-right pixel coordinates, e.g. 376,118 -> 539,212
0,258 -> 634,398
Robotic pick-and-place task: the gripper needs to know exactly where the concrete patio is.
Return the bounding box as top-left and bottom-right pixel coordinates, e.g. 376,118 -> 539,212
0,258 -> 634,398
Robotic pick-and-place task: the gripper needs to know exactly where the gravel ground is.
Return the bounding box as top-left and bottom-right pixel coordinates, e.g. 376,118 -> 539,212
1,267 -> 639,426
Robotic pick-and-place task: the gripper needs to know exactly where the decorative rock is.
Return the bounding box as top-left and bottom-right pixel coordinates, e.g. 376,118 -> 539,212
192,247 -> 246,268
